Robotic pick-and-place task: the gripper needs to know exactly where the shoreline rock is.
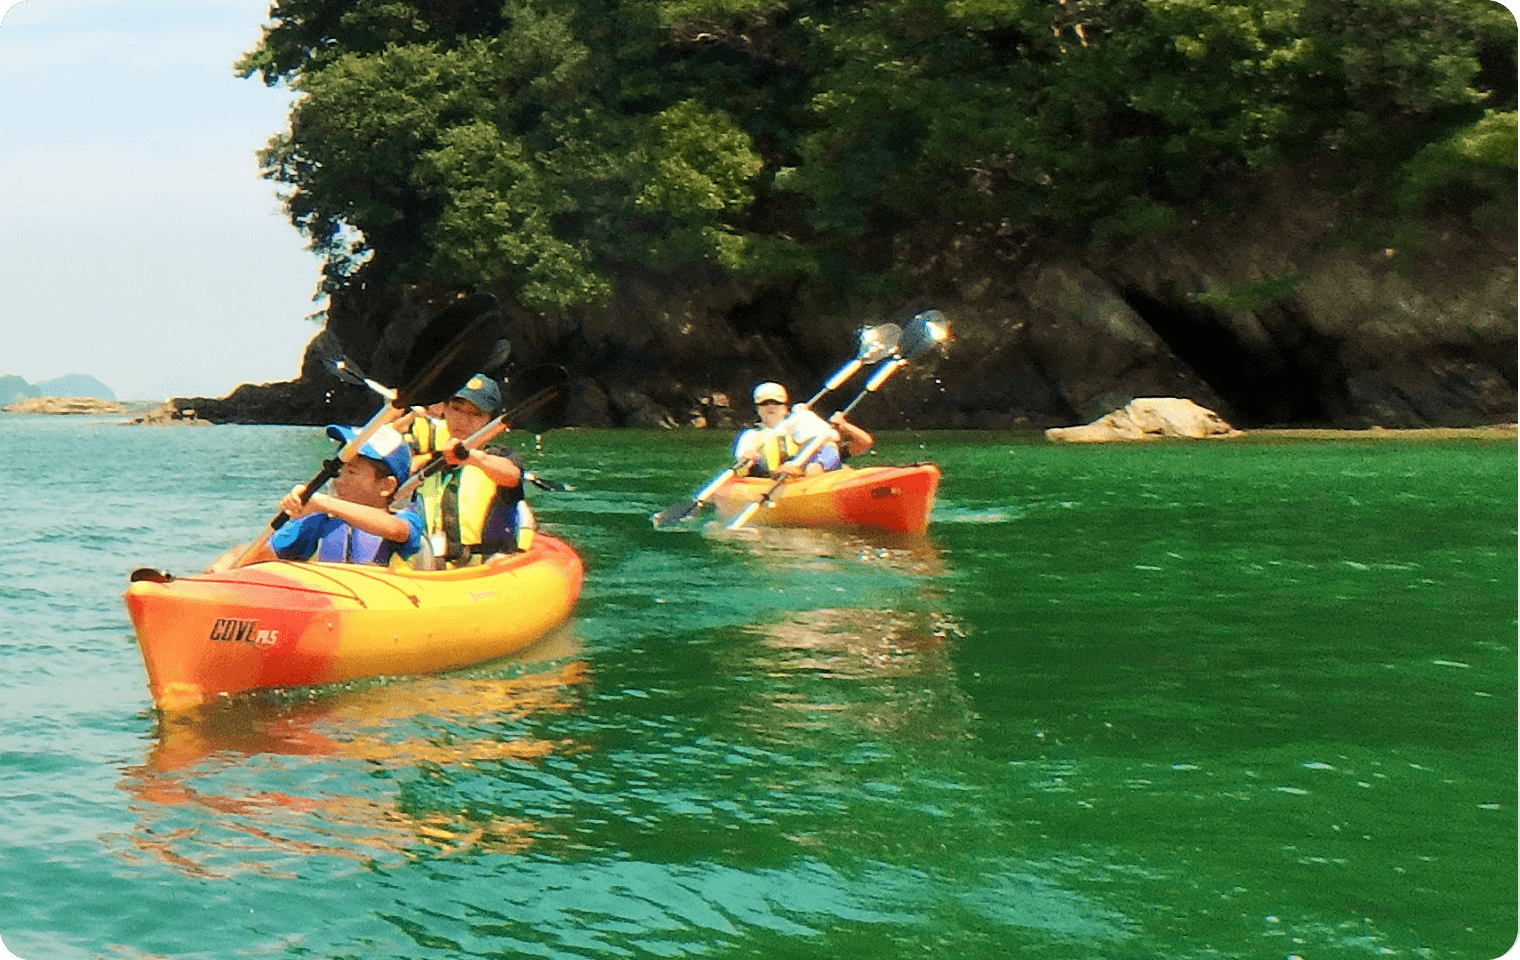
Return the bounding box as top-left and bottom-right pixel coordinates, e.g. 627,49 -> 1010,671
1046,398 -> 1243,442
3,396 -> 128,416
121,402 -> 214,426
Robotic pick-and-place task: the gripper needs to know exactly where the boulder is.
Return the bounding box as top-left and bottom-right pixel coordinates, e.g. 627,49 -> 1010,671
1045,397 -> 1242,442
3,396 -> 128,415
122,402 -> 213,426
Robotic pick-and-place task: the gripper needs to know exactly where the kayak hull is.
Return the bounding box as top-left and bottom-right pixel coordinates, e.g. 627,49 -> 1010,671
711,464 -> 940,535
124,533 -> 584,711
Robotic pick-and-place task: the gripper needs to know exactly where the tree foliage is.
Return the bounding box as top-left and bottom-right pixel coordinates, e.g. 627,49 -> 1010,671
238,0 -> 1516,309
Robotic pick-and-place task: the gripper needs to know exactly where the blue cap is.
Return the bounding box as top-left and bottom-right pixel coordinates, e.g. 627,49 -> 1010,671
326,424 -> 413,484
453,373 -> 502,415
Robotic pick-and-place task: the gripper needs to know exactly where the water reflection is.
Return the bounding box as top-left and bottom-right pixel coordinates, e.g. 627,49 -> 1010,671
712,524 -> 948,580
699,528 -> 972,747
737,604 -> 972,749
113,629 -> 590,878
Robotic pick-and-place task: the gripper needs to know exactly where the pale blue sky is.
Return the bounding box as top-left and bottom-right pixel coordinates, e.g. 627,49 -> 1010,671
1,0 -> 323,401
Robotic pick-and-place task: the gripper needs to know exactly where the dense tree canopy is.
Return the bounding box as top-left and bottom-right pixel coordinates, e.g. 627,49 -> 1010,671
238,0 -> 1517,311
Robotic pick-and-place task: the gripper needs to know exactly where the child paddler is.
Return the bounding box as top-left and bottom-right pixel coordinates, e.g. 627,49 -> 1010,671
417,373 -> 534,564
733,381 -> 874,478
233,425 -> 425,567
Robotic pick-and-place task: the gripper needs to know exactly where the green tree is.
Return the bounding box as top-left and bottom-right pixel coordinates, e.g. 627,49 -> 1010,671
239,0 -> 1516,309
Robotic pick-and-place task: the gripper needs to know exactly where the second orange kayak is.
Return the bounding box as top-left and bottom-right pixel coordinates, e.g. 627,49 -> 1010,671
711,464 -> 940,535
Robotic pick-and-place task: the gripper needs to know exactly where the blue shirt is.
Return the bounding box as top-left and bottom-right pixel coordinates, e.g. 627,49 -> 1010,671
269,505 -> 425,564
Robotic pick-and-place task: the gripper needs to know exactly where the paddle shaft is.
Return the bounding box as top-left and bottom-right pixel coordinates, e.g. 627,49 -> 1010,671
652,367 -> 860,526
726,357 -> 911,530
224,296 -> 505,570
230,404 -> 408,566
651,320 -> 905,528
395,385 -> 563,500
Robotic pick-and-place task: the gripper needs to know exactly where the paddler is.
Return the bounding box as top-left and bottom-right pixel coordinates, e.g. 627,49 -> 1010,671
733,381 -> 873,478
232,424 -> 425,567
416,373 -> 534,564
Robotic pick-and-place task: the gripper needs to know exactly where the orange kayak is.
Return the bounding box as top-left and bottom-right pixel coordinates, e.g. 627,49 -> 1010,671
124,534 -> 583,712
711,464 -> 941,534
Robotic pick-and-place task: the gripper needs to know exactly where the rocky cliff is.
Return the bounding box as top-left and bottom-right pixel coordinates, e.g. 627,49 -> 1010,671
173,171 -> 1516,430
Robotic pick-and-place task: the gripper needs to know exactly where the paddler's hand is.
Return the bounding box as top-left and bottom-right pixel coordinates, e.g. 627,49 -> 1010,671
279,484 -> 325,519
444,442 -> 472,466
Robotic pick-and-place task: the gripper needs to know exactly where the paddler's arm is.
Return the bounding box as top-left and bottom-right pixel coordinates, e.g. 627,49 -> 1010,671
279,485 -> 415,543
830,412 -> 874,457
445,445 -> 523,489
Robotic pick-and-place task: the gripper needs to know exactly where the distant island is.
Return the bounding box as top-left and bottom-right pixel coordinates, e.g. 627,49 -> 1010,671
0,373 -> 116,406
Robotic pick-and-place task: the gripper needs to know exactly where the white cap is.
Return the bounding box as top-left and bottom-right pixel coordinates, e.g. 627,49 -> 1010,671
753,382 -> 788,404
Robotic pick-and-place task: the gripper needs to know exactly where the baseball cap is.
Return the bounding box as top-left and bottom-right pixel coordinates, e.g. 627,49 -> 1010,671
753,382 -> 788,405
326,424 -> 413,483
453,374 -> 502,415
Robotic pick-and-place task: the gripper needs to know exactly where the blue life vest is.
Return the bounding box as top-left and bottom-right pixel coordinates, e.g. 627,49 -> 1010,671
270,510 -> 423,565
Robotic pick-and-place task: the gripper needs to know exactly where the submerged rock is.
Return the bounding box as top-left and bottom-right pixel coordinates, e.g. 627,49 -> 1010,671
1045,397 -> 1242,442
3,396 -> 128,415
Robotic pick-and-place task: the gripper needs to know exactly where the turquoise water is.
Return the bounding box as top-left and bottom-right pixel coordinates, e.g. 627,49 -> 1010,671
0,414 -> 1514,959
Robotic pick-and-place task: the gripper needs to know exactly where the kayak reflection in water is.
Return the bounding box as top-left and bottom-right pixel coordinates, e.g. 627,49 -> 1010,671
733,381 -> 874,479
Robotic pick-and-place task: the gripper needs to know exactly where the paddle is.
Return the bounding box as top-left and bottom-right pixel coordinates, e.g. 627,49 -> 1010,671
394,363 -> 573,500
315,329 -> 513,427
217,294 -> 504,572
725,309 -> 950,531
649,322 -> 903,529
322,329 -> 572,493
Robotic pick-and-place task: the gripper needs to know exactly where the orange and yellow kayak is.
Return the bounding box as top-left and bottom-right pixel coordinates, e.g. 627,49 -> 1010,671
124,534 -> 583,711
711,463 -> 941,535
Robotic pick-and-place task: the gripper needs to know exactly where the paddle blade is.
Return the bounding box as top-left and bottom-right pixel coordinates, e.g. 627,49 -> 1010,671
312,331 -> 361,384
898,310 -> 951,359
858,322 -> 902,364
503,364 -> 571,434
482,337 -> 513,376
652,500 -> 701,528
395,293 -> 505,407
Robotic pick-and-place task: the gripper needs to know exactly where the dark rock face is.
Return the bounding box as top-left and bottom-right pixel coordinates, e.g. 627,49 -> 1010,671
172,175 -> 1516,429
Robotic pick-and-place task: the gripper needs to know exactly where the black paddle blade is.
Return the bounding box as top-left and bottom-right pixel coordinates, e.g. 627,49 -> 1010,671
396,293 -> 505,407
482,338 -> 513,376
313,331 -> 370,387
651,500 -> 700,528
503,364 -> 571,434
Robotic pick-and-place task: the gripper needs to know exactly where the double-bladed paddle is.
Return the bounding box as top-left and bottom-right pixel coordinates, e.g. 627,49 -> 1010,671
395,363 -> 573,500
128,296 -> 505,583
168,294 -> 502,579
650,322 -> 903,529
724,310 -> 950,531
321,330 -> 571,495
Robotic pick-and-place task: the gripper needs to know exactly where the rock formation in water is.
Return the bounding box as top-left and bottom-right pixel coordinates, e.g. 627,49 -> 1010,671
170,171 -> 1516,430
3,396 -> 128,415
1045,398 -> 1242,442
121,403 -> 214,426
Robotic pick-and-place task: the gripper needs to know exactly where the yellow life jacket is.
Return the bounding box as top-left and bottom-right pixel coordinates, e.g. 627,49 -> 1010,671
419,460 -> 527,564
407,416 -> 452,474
739,428 -> 801,477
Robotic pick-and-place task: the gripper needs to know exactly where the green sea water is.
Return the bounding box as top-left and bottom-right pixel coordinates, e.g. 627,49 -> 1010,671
0,414 -> 1514,959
